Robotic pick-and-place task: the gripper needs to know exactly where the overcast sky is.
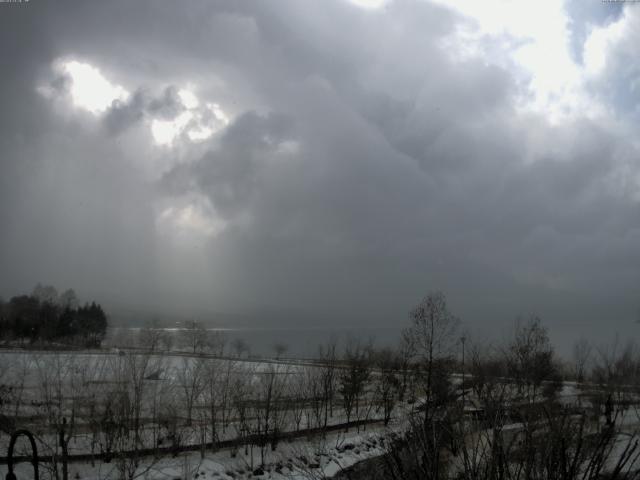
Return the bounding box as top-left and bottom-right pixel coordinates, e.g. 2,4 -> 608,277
0,0 -> 639,341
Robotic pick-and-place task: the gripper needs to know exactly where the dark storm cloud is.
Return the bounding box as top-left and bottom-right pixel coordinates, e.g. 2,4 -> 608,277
162,111 -> 295,217
103,86 -> 187,136
1,0 -> 639,345
147,87 -> 186,121
103,90 -> 148,136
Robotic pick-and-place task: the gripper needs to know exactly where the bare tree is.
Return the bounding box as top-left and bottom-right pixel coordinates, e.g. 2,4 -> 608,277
0,353 -> 30,431
591,338 -> 639,424
138,319 -> 167,352
254,364 -> 287,465
232,337 -> 250,358
209,330 -> 227,356
175,357 -> 205,426
572,337 -> 592,383
157,393 -> 183,457
339,339 -> 372,429
273,342 -> 289,359
373,348 -> 400,426
181,320 -> 209,353
304,367 -> 325,430
507,316 -> 559,402
33,353 -> 74,480
318,338 -> 339,426
396,334 -> 414,403
203,358 -> 222,450
230,369 -> 253,461
452,398 -> 640,480
218,358 -> 236,435
405,292 -> 459,416
380,292 -> 462,480
107,351 -> 166,480
287,369 -> 307,432
58,288 -> 78,309
32,283 -> 59,304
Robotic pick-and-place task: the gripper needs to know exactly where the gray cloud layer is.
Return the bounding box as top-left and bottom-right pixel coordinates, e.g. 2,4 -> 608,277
1,0 -> 639,344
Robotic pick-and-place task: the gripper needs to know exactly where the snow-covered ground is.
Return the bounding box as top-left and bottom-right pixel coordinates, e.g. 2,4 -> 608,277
0,424 -> 395,480
4,350 -> 640,479
0,349 -> 399,479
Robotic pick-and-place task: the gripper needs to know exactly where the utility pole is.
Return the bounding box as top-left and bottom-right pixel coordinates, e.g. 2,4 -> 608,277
461,335 -> 466,409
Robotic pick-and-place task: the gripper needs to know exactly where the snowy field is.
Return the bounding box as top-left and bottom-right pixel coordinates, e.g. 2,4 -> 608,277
0,349 -> 400,479
3,349 -> 640,479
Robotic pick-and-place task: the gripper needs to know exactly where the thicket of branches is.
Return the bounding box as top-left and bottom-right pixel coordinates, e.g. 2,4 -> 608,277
373,293 -> 640,480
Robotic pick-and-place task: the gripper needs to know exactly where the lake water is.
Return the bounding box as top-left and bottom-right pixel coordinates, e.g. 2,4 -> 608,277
111,326 -> 404,358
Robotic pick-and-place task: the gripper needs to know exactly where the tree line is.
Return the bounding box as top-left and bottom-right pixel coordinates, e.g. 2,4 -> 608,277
0,284 -> 108,347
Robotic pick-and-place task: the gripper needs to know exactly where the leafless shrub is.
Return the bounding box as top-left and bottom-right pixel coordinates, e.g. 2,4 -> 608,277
339,339 -> 372,430
506,316 -> 561,403
573,338 -> 593,383
175,357 -> 205,426
372,348 -> 400,426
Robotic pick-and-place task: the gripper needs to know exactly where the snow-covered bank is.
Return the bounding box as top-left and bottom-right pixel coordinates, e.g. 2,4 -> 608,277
0,425 -> 395,480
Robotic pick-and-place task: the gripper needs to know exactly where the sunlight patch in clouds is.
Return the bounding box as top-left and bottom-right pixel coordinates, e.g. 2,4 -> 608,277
178,89 -> 199,109
583,14 -> 627,75
151,111 -> 193,146
60,61 -> 129,114
156,195 -> 226,240
151,90 -> 230,146
431,0 -> 603,123
40,62 -> 232,147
